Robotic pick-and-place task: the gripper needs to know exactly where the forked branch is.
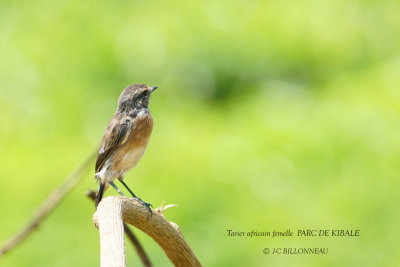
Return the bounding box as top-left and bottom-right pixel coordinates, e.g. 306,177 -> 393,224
93,196 -> 201,267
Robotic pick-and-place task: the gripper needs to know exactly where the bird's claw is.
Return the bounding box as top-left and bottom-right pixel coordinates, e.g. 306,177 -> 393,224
134,197 -> 153,218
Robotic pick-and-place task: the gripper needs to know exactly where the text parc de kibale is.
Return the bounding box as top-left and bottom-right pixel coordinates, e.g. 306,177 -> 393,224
227,229 -> 360,237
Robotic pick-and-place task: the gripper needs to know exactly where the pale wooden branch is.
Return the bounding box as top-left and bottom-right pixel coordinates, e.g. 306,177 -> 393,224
86,190 -> 152,267
93,196 -> 201,267
97,196 -> 126,267
0,152 -> 96,257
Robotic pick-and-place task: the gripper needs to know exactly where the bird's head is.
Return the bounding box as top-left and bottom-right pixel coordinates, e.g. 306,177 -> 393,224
118,83 -> 158,111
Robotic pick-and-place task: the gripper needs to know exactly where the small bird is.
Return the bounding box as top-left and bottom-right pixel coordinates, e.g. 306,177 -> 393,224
94,83 -> 157,214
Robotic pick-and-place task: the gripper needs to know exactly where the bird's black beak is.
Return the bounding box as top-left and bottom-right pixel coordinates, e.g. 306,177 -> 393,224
150,86 -> 158,93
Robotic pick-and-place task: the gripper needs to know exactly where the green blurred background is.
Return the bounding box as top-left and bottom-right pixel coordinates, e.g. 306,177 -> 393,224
1,0 -> 400,266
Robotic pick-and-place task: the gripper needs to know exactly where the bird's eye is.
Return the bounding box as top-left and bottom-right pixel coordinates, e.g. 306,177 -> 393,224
135,91 -> 148,99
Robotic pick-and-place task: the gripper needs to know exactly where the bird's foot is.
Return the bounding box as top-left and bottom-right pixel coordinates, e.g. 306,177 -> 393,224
134,197 -> 153,218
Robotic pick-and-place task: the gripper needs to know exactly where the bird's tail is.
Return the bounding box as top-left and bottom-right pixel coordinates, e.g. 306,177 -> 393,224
95,183 -> 105,208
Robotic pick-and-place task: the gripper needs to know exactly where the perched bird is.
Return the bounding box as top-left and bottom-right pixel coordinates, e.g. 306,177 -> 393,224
94,83 -> 157,214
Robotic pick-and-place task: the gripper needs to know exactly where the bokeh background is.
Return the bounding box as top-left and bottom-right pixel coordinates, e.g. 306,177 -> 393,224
1,0 -> 400,266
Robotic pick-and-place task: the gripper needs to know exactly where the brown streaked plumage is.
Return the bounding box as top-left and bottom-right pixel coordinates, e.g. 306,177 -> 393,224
95,83 -> 158,213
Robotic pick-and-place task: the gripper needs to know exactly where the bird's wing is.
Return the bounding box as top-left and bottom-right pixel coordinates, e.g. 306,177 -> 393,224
95,116 -> 133,172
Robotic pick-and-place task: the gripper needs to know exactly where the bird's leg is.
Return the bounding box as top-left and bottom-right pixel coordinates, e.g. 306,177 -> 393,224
109,181 -> 126,196
95,183 -> 105,208
118,178 -> 152,216
118,178 -> 137,198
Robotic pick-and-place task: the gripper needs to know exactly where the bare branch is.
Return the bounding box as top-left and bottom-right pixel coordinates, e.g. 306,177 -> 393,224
0,153 -> 96,256
86,190 -> 152,267
96,196 -> 126,267
93,196 -> 201,267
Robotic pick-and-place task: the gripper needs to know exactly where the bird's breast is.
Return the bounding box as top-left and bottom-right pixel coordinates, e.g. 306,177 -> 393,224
114,113 -> 153,172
